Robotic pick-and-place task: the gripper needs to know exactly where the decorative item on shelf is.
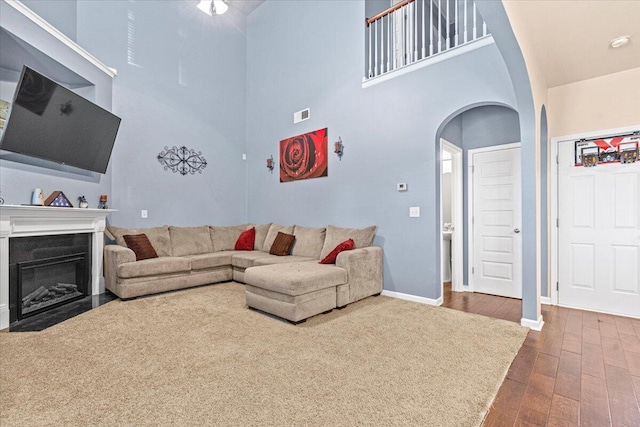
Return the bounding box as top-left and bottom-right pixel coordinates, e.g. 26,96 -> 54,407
334,137 -> 344,160
157,146 -> 207,176
619,141 -> 638,164
98,194 -> 108,209
78,196 -> 89,208
31,188 -> 45,205
0,191 -> 4,205
279,128 -> 328,183
44,191 -> 73,207
267,155 -> 274,172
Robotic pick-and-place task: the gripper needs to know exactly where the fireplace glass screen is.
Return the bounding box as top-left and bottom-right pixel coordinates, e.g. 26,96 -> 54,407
18,254 -> 87,318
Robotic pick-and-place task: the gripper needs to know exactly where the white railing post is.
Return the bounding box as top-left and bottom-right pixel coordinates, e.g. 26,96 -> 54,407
413,1 -> 419,62
473,1 -> 477,40
387,15 -> 391,73
446,0 -> 450,49
429,0 -> 434,56
483,18 -> 487,37
463,0 -> 468,43
437,0 -> 441,53
374,20 -> 378,76
381,16 -> 385,73
421,0 -> 426,58
454,0 -> 458,47
368,23 -> 372,78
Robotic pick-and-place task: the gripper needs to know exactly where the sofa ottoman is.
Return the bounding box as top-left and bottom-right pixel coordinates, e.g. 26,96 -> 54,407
244,262 -> 347,324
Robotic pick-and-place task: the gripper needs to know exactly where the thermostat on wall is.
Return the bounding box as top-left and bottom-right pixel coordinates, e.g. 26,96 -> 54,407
397,183 -> 408,191
294,108 -> 310,124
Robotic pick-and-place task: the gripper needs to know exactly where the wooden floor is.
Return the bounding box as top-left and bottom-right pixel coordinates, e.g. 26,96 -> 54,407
441,283 -> 640,427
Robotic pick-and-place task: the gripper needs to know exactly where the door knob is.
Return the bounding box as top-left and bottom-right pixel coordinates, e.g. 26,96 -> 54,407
514,228 -> 520,234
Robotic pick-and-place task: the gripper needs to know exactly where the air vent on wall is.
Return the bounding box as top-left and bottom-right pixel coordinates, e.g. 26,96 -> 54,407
293,108 -> 310,124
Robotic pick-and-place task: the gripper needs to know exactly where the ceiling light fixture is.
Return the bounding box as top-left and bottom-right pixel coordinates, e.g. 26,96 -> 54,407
609,35 -> 630,49
196,0 -> 228,16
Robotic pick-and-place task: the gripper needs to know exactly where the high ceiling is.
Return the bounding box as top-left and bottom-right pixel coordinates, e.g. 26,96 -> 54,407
504,0 -> 640,88
228,0 -> 265,16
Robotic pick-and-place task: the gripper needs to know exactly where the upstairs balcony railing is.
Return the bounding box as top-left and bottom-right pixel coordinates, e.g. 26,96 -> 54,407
365,0 -> 490,81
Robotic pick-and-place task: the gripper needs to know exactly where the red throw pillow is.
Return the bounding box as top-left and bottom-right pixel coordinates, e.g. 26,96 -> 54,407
235,227 -> 256,251
319,239 -> 355,264
123,234 -> 159,261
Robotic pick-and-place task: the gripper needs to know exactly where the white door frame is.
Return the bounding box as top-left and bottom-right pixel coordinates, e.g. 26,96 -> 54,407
549,124 -> 639,307
467,142 -> 521,293
440,139 -> 463,293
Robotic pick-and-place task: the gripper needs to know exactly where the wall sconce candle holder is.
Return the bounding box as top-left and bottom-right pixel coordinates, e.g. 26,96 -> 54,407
267,155 -> 274,172
334,137 -> 344,161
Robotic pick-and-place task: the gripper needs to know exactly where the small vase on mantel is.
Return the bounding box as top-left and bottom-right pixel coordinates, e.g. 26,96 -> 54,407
97,194 -> 108,209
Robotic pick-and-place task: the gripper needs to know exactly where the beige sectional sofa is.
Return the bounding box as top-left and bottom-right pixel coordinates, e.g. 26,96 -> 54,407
104,223 -> 383,323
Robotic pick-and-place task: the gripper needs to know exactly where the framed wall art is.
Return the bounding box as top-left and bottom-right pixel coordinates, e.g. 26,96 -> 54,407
279,128 -> 328,182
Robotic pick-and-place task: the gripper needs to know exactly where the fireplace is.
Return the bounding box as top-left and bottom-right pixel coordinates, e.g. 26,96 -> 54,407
9,234 -> 91,323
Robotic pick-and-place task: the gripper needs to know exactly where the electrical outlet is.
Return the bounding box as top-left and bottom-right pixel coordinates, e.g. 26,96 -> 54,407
409,207 -> 420,218
141,210 -> 148,219
397,183 -> 407,191
242,153 -> 247,161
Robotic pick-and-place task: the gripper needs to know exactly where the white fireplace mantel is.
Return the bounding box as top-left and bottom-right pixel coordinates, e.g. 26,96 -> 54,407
0,205 -> 116,330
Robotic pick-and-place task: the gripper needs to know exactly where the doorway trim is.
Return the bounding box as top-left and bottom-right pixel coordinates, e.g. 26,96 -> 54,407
467,142 -> 521,293
549,125 -> 639,307
440,139 -> 463,296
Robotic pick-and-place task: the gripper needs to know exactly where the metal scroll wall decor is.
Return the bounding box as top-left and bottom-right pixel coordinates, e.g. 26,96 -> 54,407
157,146 -> 208,176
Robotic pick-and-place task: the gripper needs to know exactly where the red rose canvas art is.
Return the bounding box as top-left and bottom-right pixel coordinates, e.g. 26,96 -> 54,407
279,128 -> 328,182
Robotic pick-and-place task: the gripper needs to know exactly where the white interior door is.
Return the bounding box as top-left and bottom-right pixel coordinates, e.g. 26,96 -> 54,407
472,146 -> 522,298
558,141 -> 640,317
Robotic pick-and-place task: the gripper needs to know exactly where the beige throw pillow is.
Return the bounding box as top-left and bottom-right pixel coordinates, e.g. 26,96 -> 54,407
319,225 -> 376,259
292,225 -> 326,259
209,224 -> 250,252
169,226 -> 213,256
107,225 -> 172,257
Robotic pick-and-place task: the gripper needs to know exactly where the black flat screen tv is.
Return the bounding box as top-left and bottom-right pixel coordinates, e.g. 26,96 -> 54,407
0,66 -> 121,174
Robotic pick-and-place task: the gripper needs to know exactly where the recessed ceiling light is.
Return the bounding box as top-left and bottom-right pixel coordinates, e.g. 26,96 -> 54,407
610,35 -> 630,49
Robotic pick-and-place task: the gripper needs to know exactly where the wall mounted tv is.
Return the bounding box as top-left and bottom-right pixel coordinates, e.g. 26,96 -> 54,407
0,66 -> 121,174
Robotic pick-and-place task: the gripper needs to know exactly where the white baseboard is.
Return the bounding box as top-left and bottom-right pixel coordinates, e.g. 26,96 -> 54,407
381,290 -> 443,306
521,315 -> 544,331
541,296 -> 552,305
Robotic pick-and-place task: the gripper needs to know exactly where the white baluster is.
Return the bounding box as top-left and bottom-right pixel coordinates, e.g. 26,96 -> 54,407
446,0 -> 450,49
437,0 -> 441,53
414,1 -> 419,61
421,0 -> 426,59
463,0 -> 468,43
393,9 -> 397,70
387,15 -> 391,72
374,20 -> 378,76
473,1 -> 477,40
429,0 -> 433,56
454,0 -> 458,47
381,16 -> 385,73
368,22 -> 372,78
483,18 -> 487,37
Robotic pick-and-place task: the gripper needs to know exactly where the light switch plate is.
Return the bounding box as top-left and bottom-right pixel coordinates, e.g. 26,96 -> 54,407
409,207 -> 420,217
397,183 -> 408,191
141,210 -> 148,219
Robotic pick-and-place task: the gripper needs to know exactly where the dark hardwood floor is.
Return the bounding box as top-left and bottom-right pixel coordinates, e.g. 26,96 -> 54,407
441,283 -> 640,426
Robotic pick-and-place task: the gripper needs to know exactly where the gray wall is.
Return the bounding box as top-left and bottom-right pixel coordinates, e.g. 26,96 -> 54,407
540,105 -> 548,298
21,0 -> 78,41
245,0 -> 518,300
75,1 -> 249,226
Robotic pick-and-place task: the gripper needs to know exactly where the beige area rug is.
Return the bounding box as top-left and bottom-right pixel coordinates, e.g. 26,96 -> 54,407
0,282 -> 527,426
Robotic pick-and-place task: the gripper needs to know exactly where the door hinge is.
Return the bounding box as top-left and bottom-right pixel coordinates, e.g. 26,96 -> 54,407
471,165 -> 475,173
556,282 -> 559,291
556,218 -> 559,228
556,155 -> 559,165
472,267 -> 475,274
